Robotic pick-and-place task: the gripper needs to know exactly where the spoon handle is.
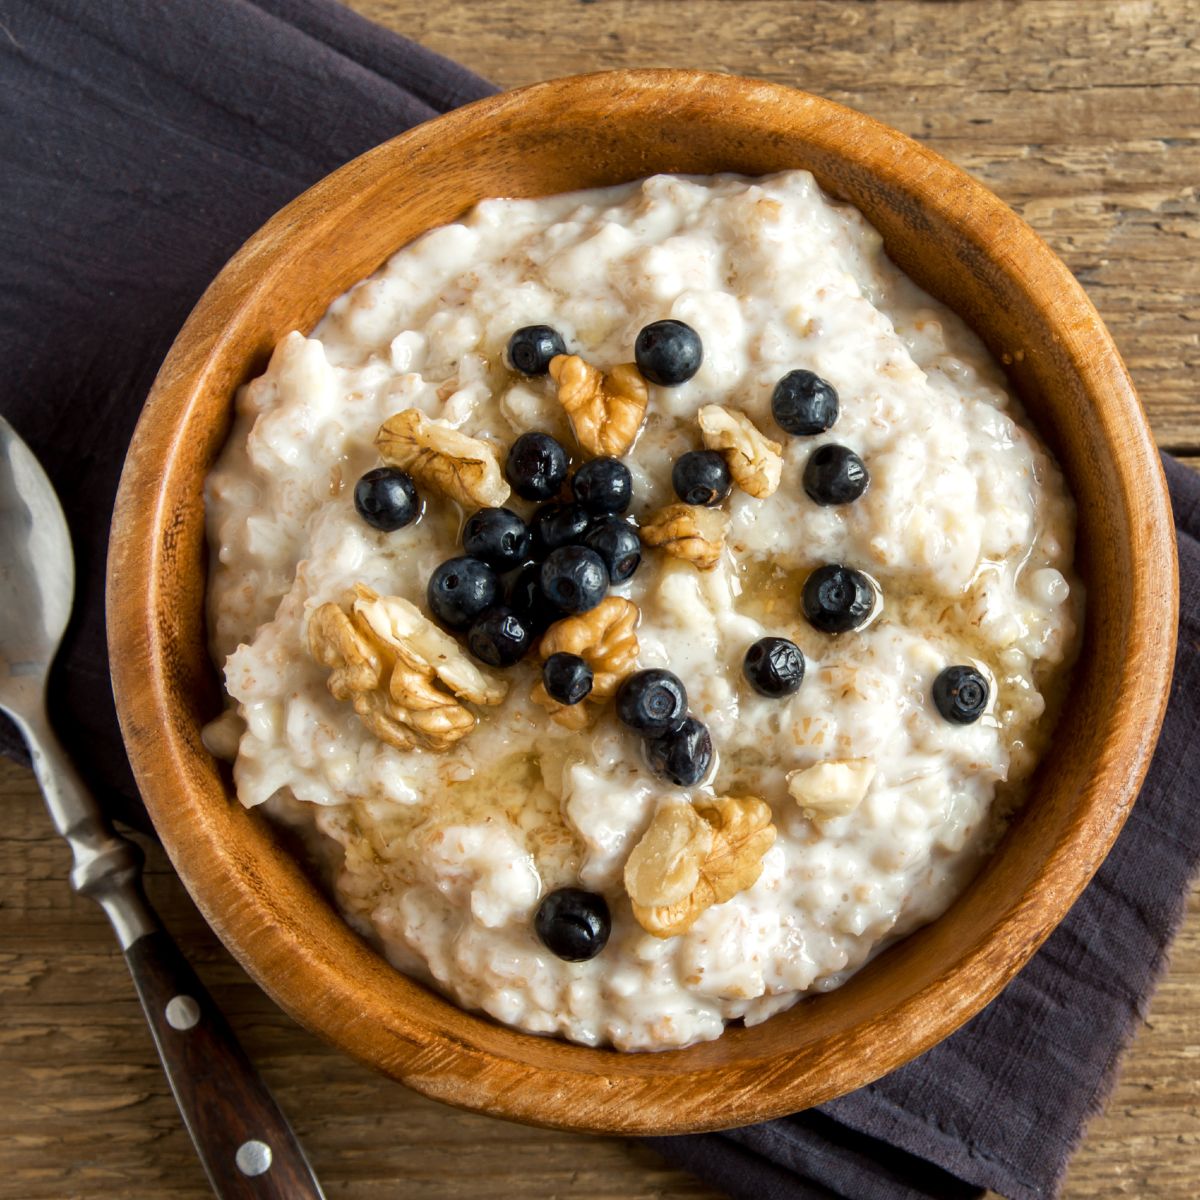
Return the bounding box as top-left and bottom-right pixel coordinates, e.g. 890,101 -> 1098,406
17,706 -> 325,1200
124,929 -> 325,1199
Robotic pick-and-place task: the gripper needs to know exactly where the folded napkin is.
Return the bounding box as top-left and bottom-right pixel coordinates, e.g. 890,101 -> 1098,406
2,3 -> 1196,1198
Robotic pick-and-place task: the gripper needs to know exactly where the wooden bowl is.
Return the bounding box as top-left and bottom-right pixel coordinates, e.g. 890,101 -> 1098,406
107,70 -> 1178,1134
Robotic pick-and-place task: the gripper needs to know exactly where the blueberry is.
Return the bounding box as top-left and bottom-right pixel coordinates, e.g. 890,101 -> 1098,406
543,652 -> 594,705
462,507 -> 530,571
615,669 -> 687,737
505,432 -> 569,501
505,561 -> 562,633
672,450 -> 732,506
534,887 -> 610,962
427,556 -> 499,631
466,606 -> 533,667
802,564 -> 876,634
539,545 -> 608,614
353,467 -> 420,532
507,325 -> 567,376
772,369 -> 839,436
634,319 -> 703,386
803,444 -> 869,506
571,457 -> 632,515
531,501 -> 591,556
743,637 -> 806,698
932,665 -> 990,725
583,516 -> 642,583
645,716 -> 713,786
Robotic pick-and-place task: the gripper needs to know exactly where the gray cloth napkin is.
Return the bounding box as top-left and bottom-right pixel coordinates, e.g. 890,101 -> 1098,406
0,0 -> 493,830
2,3 -> 1196,1197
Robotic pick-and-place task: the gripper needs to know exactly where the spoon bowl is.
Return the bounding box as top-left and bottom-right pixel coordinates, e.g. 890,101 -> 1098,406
0,415 -> 74,709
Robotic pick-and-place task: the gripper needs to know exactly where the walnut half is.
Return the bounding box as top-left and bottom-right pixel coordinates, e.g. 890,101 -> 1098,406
531,596 -> 640,727
787,758 -> 876,820
698,404 -> 783,498
625,796 -> 776,938
376,408 -> 510,508
549,354 -> 648,458
638,503 -> 730,571
308,585 -> 507,752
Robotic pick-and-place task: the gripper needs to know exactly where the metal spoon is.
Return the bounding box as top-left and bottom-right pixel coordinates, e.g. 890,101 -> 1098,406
0,415 -> 324,1199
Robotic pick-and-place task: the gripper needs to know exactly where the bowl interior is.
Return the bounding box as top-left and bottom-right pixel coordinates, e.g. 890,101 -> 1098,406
107,70 -> 1177,1134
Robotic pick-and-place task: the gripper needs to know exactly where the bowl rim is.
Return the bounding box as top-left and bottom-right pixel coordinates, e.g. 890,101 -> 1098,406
107,68 -> 1178,1134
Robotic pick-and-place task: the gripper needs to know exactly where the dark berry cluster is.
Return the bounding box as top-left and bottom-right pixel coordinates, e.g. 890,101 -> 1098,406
344,318 -> 991,965
616,669 -> 714,787
744,367 -> 986,724
508,319 -> 703,388
421,434 -> 643,672
763,369 -> 876,641
771,368 -> 868,504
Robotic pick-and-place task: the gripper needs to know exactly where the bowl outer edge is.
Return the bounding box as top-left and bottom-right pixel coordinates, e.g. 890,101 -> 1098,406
106,68 -> 1179,1134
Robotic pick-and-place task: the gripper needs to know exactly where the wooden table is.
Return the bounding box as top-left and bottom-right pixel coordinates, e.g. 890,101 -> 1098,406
2,1 -> 1197,1196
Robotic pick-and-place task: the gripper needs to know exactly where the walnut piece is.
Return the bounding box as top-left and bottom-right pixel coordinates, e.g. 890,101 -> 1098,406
638,503 -> 730,571
548,354 -> 648,458
787,758 -> 876,820
531,597 -> 640,727
352,587 -> 506,706
308,585 -> 507,752
698,404 -> 783,498
370,664 -> 476,751
624,803 -> 714,909
308,601 -> 383,698
529,680 -> 594,731
376,408 -> 509,508
626,796 -> 776,938
538,597 -> 639,698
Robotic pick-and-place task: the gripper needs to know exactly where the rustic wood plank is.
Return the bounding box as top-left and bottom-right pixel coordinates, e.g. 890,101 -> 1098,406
349,0 -> 1200,449
2,1 -> 1196,1197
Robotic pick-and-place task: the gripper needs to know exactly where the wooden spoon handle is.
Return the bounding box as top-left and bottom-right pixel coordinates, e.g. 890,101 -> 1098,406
124,930 -> 325,1199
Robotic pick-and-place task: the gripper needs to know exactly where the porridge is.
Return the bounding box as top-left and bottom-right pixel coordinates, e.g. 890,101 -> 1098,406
203,171 -> 1081,1052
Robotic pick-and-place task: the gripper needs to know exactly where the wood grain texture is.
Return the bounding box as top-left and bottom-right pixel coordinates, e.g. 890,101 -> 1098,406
4,0 -> 1197,1196
350,0 -> 1200,450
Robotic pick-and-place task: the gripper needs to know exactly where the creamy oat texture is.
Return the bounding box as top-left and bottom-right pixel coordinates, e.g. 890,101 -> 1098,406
205,172 -> 1080,1051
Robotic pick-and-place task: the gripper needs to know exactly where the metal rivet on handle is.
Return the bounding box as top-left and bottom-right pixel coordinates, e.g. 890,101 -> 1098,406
164,995 -> 201,1031
236,1140 -> 273,1177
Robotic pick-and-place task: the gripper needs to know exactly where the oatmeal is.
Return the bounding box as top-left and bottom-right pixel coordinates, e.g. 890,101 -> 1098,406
204,171 -> 1080,1051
